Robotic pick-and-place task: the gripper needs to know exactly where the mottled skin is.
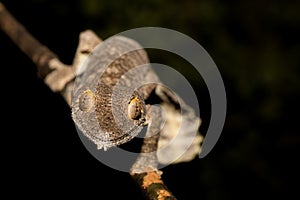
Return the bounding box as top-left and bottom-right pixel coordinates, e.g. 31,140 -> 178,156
71,36 -> 158,150
71,35 -> 202,164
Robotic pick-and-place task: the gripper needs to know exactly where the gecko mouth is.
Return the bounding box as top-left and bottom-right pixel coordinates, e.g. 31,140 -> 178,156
111,124 -> 141,144
80,122 -> 143,150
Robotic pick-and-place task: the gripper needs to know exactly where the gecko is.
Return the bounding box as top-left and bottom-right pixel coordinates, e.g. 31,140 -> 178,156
71,35 -> 202,165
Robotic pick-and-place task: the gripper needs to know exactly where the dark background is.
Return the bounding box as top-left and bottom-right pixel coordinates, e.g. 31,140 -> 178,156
1,0 -> 299,199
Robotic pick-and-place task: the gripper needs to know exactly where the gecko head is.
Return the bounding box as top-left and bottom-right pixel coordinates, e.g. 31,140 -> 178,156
71,35 -> 151,150
72,87 -> 146,150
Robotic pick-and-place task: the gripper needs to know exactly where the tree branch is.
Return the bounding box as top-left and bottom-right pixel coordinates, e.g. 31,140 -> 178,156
0,2 -> 101,104
0,2 -> 57,78
0,2 -> 177,199
131,106 -> 177,199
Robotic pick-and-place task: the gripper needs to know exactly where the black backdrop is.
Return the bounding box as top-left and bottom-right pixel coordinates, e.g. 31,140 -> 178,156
1,0 -> 299,199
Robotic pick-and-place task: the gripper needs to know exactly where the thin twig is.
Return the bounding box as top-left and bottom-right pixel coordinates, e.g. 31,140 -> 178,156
0,2 -> 101,103
0,2 -> 176,199
131,106 -> 177,199
0,2 -> 57,78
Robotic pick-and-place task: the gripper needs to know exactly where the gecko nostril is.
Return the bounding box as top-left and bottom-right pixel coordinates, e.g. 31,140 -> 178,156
79,89 -> 95,111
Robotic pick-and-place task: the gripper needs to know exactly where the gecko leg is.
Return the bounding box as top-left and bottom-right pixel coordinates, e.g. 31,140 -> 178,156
130,105 -> 163,174
130,105 -> 176,199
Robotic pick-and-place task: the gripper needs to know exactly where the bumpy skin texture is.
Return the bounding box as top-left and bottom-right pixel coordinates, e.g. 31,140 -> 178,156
71,36 -> 158,150
71,35 -> 202,163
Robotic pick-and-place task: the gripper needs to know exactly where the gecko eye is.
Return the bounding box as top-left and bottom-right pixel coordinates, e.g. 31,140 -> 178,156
79,89 -> 95,111
128,97 -> 143,120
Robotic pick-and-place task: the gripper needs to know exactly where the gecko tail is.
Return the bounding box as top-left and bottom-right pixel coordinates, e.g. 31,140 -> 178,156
155,85 -> 203,165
